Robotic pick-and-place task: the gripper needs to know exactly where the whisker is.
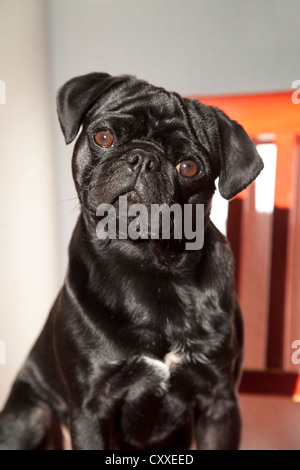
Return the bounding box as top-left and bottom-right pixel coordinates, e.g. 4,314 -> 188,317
56,197 -> 79,204
64,203 -> 81,217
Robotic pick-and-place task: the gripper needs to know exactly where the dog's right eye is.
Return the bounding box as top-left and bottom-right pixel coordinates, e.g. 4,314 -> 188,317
94,130 -> 114,147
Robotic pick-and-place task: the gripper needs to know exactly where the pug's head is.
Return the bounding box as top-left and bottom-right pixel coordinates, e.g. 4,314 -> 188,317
57,72 -> 263,244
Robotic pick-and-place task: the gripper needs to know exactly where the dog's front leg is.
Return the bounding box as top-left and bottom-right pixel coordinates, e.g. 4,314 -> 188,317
69,394 -> 122,450
194,390 -> 241,450
0,378 -> 53,450
70,407 -> 106,450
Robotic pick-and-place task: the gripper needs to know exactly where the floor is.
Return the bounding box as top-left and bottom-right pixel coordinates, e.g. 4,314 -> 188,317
239,394 -> 300,450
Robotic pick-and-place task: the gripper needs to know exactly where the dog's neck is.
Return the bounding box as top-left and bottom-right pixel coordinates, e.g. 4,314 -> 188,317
65,212 -> 230,360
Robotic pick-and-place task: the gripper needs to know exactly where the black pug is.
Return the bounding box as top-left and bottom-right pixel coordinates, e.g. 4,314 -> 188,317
0,73 -> 263,450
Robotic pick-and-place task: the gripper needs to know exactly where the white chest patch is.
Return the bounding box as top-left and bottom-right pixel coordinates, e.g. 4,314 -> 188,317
141,352 -> 184,383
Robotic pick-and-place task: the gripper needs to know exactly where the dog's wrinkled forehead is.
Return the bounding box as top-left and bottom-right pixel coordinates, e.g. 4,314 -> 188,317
90,79 -> 178,117
84,78 -> 217,159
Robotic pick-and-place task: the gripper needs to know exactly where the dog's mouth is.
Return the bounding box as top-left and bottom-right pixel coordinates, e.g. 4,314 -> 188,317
88,189 -> 205,257
91,188 -> 184,245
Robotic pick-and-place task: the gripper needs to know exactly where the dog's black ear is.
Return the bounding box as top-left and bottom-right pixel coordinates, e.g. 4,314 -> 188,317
57,72 -> 127,144
213,107 -> 264,200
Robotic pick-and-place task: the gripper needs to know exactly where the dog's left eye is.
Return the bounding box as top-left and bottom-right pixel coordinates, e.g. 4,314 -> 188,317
176,160 -> 198,177
94,130 -> 114,147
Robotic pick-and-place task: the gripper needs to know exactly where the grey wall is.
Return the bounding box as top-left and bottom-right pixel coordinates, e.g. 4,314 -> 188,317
48,0 -> 300,95
46,0 -> 300,279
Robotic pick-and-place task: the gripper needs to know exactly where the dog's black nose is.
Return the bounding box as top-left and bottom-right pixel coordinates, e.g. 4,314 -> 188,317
127,151 -> 161,173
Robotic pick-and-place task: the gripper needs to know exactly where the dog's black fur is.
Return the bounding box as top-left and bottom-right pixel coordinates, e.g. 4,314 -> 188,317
0,73 -> 263,450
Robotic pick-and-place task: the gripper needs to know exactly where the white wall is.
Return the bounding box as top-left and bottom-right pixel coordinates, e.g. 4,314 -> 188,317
0,0 -> 59,407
